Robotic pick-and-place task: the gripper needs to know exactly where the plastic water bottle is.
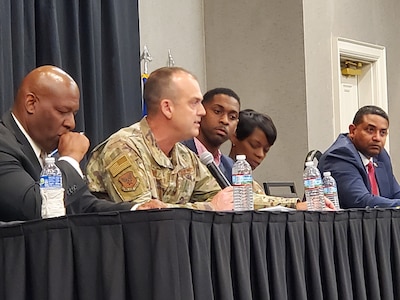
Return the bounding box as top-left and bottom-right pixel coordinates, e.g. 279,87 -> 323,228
303,161 -> 325,210
322,171 -> 340,210
232,155 -> 253,211
40,157 -> 65,218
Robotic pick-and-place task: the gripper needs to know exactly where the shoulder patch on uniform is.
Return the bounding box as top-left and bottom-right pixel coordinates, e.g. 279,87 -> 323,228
118,171 -> 139,191
109,155 -> 131,177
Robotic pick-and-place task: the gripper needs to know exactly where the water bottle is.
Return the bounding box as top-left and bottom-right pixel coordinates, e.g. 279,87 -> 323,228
40,157 -> 65,218
322,171 -> 340,210
232,155 -> 253,211
303,161 -> 325,210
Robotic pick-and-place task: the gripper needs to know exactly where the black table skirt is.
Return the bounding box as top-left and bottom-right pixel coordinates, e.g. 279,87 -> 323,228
0,208 -> 399,300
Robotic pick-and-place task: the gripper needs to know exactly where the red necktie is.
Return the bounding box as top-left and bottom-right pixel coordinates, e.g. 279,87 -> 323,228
367,161 -> 379,195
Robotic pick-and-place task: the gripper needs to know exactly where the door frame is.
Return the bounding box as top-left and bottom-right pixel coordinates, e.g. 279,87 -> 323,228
332,37 -> 389,149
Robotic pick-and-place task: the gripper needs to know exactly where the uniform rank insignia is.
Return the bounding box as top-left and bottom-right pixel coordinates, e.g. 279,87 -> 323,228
179,167 -> 194,180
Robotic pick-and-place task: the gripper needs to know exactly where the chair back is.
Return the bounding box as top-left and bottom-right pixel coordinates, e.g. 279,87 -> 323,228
304,149 -> 322,168
301,149 -> 323,201
263,181 -> 298,198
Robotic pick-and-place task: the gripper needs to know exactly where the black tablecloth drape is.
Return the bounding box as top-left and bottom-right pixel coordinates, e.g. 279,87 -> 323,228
0,208 -> 399,300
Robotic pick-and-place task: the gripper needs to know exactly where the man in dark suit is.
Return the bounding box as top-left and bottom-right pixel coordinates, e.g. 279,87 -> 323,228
181,88 -> 240,183
318,105 -> 400,208
0,65 -> 133,222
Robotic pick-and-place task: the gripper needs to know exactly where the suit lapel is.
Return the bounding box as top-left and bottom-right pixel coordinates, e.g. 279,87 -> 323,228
374,159 -> 387,196
2,112 -> 42,172
184,139 -> 198,154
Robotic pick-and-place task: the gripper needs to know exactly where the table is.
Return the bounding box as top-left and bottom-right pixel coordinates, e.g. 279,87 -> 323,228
0,208 -> 399,300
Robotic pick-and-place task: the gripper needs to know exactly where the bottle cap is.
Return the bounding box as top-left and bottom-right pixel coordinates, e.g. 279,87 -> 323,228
323,171 -> 331,177
236,154 -> 246,160
44,157 -> 56,164
305,161 -> 314,167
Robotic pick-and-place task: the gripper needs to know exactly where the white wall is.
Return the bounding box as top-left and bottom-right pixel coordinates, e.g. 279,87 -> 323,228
204,0 -> 309,193
303,0 -> 400,178
139,0 -> 400,194
138,0 -> 206,90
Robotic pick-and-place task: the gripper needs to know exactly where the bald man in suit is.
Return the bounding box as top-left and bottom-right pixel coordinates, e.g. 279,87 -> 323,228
0,65 -> 133,221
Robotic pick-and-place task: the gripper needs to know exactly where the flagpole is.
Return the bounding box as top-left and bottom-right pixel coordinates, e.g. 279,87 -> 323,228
140,45 -> 152,116
167,49 -> 175,67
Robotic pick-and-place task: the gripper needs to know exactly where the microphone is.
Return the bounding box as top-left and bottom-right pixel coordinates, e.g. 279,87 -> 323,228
199,151 -> 231,189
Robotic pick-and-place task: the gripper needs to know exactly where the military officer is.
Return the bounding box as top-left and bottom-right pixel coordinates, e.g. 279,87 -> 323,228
86,67 -> 233,211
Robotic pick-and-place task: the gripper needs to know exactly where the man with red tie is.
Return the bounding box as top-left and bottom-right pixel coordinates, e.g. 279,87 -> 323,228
318,105 -> 400,208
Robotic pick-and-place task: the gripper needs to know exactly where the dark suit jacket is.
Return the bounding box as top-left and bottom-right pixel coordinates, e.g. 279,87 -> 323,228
181,139 -> 234,184
318,133 -> 400,208
0,112 -> 132,222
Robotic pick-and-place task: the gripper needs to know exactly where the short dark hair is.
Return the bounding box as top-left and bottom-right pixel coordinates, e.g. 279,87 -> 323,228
353,105 -> 389,125
143,67 -> 196,114
202,88 -> 240,105
236,109 -> 277,146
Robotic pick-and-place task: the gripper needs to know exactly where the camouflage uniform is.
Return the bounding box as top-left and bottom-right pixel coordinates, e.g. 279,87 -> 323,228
253,180 -> 299,209
86,118 -> 221,210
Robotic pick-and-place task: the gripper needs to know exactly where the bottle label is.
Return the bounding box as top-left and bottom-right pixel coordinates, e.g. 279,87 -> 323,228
40,175 -> 62,188
304,178 -> 322,188
41,188 -> 65,218
232,174 -> 252,185
323,186 -> 337,195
